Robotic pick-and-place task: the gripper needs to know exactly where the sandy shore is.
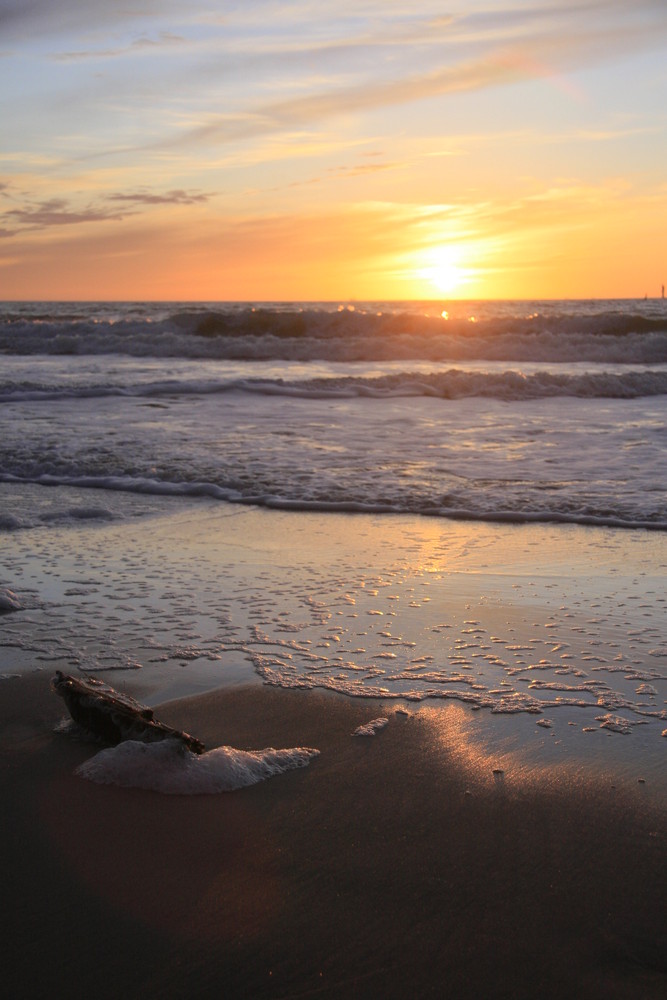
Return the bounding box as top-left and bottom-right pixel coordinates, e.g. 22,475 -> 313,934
1,497 -> 666,997
1,671 -> 666,1000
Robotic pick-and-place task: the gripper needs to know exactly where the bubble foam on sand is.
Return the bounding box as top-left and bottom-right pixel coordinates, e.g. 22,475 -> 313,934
76,739 -> 320,794
238,569 -> 666,744
353,718 -> 389,737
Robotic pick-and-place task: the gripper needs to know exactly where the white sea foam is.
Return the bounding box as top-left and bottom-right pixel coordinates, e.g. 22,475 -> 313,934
76,739 -> 320,794
353,717 -> 389,736
595,713 -> 648,735
0,588 -> 21,612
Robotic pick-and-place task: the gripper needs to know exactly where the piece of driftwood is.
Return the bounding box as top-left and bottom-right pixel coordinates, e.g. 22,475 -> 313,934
52,671 -> 205,754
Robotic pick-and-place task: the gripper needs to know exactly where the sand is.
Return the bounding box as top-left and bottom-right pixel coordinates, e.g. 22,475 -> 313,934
1,673 -> 666,1000
1,497 -> 666,998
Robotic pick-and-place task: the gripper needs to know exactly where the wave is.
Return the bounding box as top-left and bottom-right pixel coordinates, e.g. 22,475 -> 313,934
0,500 -> 119,531
2,471 -> 665,531
2,302 -> 667,364
1,367 -> 666,403
243,369 -> 667,400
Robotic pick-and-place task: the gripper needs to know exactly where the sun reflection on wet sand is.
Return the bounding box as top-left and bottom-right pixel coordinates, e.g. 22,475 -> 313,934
413,699 -> 667,803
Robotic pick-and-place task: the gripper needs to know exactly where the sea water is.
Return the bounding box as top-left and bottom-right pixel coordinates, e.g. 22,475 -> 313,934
1,299 -> 665,529
1,300 -> 666,784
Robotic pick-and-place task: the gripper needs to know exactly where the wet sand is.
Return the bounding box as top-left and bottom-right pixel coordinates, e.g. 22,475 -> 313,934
2,672 -> 666,1000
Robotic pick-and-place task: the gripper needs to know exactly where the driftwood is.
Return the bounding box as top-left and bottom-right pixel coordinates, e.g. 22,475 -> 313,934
52,671 -> 205,754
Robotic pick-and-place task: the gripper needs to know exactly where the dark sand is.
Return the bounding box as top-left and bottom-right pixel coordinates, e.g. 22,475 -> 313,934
2,673 -> 666,999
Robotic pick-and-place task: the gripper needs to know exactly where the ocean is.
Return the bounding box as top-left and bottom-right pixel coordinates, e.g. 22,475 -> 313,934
1,298 -> 666,531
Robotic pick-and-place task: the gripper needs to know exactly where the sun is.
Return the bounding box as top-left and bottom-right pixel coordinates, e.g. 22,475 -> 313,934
425,245 -> 467,294
399,240 -> 477,298
409,244 -> 470,296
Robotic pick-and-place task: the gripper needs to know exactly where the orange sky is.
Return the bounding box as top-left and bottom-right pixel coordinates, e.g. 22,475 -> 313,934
1,2 -> 666,301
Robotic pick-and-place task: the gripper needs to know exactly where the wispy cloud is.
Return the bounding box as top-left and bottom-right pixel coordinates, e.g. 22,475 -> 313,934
5,2 -> 667,163
3,197 -> 127,230
163,4 -> 667,151
50,31 -> 187,63
108,189 -> 210,206
0,1 -> 180,39
175,55 -> 531,149
1,187 -> 211,234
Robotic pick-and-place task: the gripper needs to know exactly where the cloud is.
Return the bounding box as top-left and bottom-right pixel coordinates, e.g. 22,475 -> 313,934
327,161 -> 403,178
0,1 -> 178,39
108,189 -> 210,205
167,3 -> 667,150
1,187 -> 211,234
6,3 -> 667,161
180,56 -> 528,148
3,197 -> 128,230
51,31 -> 187,63
441,177 -> 638,243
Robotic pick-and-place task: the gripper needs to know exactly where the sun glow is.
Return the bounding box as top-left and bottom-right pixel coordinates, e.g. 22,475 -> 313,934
418,245 -> 470,296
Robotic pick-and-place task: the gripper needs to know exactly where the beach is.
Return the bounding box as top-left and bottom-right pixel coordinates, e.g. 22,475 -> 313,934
4,0 -> 667,988
1,298 -> 666,996
2,498 -> 666,999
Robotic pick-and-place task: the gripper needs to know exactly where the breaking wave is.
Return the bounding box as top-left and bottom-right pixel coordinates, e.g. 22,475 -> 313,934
1,368 -> 666,404
2,300 -> 667,364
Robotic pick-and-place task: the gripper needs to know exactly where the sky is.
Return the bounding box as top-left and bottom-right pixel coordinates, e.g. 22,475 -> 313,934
1,0 -> 667,301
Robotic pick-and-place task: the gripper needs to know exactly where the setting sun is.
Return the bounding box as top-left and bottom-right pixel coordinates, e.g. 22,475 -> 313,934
421,245 -> 469,295
400,239 -> 478,298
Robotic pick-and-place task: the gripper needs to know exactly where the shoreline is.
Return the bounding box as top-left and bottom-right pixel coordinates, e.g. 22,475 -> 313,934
2,493 -> 665,774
